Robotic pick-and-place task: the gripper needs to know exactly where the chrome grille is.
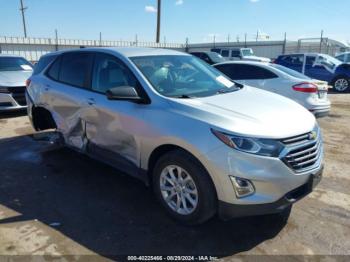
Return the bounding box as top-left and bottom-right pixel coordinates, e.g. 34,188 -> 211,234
281,128 -> 322,172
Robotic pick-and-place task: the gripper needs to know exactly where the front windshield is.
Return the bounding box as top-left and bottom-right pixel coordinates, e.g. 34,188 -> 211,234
207,52 -> 225,63
0,57 -> 33,72
241,49 -> 254,56
271,64 -> 311,80
131,55 -> 239,98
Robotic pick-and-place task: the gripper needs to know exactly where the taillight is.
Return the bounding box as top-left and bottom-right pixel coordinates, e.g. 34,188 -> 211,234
25,79 -> 31,88
292,83 -> 317,93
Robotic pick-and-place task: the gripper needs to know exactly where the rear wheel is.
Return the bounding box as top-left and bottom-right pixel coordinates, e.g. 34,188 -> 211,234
153,150 -> 217,225
332,77 -> 349,93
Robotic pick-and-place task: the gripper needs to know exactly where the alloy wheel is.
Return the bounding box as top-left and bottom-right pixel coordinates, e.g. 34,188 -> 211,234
334,78 -> 349,92
159,165 -> 198,215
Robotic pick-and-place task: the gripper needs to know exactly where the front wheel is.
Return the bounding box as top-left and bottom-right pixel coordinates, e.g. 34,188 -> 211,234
332,77 -> 349,93
153,150 -> 217,225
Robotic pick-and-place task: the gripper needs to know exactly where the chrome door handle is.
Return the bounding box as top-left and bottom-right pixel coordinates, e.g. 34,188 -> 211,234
87,98 -> 96,105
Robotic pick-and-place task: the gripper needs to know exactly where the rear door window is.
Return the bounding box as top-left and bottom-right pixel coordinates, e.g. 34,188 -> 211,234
59,52 -> 94,89
221,50 -> 229,57
231,50 -> 241,58
306,56 -> 316,65
282,55 -> 304,65
216,64 -> 277,80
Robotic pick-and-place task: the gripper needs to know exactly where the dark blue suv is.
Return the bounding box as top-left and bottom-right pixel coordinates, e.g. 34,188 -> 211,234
275,53 -> 350,92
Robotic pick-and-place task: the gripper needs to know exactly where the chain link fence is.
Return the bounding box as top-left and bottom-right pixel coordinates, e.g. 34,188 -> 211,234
0,36 -> 185,62
1,36 -> 348,62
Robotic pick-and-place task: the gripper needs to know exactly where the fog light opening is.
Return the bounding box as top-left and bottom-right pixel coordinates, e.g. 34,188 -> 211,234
230,176 -> 255,198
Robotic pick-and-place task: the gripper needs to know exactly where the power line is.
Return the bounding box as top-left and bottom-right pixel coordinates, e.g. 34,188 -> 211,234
19,0 -> 28,38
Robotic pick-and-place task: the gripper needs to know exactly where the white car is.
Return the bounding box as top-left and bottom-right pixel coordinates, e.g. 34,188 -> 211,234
215,48 -> 271,63
214,61 -> 331,117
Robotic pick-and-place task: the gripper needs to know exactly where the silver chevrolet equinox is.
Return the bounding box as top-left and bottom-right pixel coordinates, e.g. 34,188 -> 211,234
26,48 -> 323,225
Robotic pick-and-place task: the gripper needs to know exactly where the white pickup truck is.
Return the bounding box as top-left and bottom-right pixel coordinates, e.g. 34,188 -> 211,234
212,48 -> 271,63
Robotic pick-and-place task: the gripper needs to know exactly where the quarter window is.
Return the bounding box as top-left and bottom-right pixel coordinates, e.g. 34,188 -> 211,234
59,52 -> 93,88
92,53 -> 138,94
46,56 -> 61,81
34,55 -> 57,75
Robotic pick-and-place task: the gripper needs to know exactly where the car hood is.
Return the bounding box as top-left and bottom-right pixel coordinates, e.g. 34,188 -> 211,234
243,56 -> 271,62
172,86 -> 316,139
0,70 -> 32,86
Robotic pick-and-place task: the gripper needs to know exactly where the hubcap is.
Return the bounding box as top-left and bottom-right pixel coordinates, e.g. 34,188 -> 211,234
334,78 -> 348,91
159,165 -> 198,215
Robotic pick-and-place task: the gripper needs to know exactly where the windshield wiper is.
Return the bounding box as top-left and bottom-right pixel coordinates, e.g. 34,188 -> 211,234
172,94 -> 195,99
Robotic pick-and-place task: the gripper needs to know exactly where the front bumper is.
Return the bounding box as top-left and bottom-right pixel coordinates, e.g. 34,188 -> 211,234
0,92 -> 27,111
310,106 -> 330,118
218,166 -> 323,220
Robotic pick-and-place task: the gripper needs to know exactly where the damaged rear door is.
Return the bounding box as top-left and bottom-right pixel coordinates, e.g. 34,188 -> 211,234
44,51 -> 94,150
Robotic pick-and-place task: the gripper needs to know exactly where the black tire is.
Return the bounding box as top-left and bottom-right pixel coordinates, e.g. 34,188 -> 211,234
152,149 -> 217,225
332,76 -> 350,93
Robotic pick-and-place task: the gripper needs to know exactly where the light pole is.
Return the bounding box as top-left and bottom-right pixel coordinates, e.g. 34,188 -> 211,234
19,0 -> 28,38
156,0 -> 161,43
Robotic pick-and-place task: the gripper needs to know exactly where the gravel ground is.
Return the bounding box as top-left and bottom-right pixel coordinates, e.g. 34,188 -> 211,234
0,94 -> 349,261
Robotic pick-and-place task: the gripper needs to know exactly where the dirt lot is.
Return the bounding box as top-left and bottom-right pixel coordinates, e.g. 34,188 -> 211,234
0,94 -> 349,261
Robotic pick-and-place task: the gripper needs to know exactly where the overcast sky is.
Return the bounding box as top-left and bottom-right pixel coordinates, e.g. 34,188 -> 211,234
0,0 -> 349,44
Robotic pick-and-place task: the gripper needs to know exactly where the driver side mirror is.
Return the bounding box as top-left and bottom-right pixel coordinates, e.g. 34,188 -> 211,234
106,86 -> 146,103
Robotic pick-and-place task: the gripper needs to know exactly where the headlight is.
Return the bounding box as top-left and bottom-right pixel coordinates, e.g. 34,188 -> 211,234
211,129 -> 284,157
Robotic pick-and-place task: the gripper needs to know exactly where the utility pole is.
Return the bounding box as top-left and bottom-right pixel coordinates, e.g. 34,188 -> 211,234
319,30 -> 324,53
156,0 -> 161,43
19,0 -> 28,38
55,29 -> 58,51
100,32 -> 102,46
282,32 -> 287,54
185,37 -> 189,52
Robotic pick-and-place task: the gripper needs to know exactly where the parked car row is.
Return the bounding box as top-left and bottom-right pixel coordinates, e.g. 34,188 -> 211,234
24,47 -> 324,225
213,61 -> 331,117
274,53 -> 350,93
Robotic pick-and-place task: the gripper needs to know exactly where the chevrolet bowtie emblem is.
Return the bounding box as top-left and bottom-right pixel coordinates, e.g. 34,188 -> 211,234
308,131 -> 317,140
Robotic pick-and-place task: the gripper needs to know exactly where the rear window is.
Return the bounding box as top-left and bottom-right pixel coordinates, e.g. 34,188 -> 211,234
33,55 -> 58,75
